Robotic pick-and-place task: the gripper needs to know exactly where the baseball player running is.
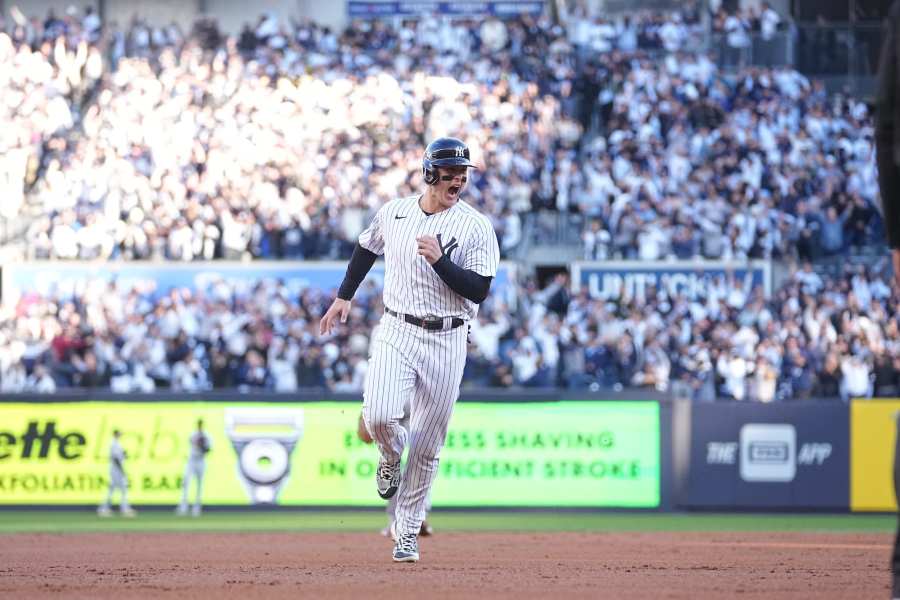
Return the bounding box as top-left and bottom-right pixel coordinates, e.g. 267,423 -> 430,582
97,429 -> 136,517
320,137 -> 499,562
176,419 -> 212,517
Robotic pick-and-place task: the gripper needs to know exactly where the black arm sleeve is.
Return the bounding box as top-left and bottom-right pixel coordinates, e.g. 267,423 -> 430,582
337,243 -> 378,300
430,255 -> 492,304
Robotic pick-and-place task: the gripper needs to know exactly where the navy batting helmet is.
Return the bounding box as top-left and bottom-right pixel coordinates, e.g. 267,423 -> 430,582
422,137 -> 476,185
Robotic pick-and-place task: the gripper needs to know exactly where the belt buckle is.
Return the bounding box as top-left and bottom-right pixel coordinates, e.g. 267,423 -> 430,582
423,318 -> 442,331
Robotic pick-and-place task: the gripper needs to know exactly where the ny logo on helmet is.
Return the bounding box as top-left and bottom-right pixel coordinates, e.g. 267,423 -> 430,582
454,147 -> 465,158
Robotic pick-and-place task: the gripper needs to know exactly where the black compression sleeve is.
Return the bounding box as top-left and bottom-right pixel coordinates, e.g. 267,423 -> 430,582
337,243 -> 378,300
430,255 -> 492,304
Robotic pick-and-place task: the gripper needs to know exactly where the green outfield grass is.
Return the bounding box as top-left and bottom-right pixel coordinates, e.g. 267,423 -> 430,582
0,510 -> 894,534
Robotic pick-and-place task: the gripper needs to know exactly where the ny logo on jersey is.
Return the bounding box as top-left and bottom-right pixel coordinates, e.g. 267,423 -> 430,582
454,147 -> 465,158
436,234 -> 459,259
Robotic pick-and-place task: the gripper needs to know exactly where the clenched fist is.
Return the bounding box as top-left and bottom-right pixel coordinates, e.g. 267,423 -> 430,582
416,235 -> 441,264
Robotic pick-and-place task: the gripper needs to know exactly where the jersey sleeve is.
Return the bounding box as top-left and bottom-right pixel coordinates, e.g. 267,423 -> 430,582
358,205 -> 386,255
464,217 -> 500,278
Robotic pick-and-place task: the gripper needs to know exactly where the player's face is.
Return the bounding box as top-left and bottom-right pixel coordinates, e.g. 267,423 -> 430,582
435,166 -> 468,208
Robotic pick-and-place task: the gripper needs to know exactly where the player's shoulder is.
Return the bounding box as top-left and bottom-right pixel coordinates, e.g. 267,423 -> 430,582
457,201 -> 495,232
378,195 -> 418,217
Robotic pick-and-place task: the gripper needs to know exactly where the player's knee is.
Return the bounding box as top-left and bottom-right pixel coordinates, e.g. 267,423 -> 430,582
364,413 -> 389,435
361,411 -> 394,440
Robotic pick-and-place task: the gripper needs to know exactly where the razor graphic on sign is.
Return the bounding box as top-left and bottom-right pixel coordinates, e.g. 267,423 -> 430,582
748,441 -> 790,463
225,408 -> 304,504
740,424 -> 796,482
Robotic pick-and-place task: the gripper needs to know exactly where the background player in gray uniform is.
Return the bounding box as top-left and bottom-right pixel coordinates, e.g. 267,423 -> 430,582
176,419 -> 212,517
97,429 -> 136,517
320,137 -> 500,562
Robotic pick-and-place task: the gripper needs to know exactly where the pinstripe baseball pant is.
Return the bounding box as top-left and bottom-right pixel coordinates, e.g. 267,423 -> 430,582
362,312 -> 468,538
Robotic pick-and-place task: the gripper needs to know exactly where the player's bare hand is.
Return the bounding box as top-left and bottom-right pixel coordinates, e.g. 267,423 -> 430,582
416,235 -> 442,264
319,298 -> 351,336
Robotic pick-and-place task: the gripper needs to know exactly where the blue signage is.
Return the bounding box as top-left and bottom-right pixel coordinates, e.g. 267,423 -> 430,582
572,261 -> 772,301
3,261 -> 514,304
347,1 -> 544,17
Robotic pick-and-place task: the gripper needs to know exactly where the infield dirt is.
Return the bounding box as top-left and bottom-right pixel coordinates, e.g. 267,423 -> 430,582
0,530 -> 890,599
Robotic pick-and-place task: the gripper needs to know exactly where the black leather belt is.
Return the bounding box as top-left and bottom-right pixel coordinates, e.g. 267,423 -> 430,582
385,308 -> 465,331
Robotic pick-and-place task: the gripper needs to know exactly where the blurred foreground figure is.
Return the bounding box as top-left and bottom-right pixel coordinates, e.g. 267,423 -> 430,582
876,1 -> 900,289
876,4 -> 900,596
893,417 -> 900,600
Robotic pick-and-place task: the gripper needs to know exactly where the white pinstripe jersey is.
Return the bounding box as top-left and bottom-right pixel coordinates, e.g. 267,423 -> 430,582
358,195 -> 500,321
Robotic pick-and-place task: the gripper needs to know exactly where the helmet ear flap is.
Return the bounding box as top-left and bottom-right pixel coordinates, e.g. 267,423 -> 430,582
423,160 -> 438,185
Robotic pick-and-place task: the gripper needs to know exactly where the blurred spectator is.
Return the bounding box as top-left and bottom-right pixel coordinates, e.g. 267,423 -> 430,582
815,353 -> 842,398
749,358 -> 778,402
840,354 -> 873,400
26,364 -> 56,393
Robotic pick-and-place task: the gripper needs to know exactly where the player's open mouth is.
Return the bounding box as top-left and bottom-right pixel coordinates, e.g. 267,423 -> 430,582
448,185 -> 460,196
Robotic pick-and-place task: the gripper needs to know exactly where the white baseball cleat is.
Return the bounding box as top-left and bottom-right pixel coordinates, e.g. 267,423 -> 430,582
390,521 -> 419,562
392,533 -> 419,563
376,457 -> 401,499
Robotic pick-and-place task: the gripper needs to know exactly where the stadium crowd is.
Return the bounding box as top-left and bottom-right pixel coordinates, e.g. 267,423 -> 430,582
2,6 -> 881,264
0,6 -> 104,222
578,59 -> 878,261
709,1 -> 783,45
507,261 -> 898,402
14,9 -> 585,261
0,6 -> 892,402
0,259 -> 896,402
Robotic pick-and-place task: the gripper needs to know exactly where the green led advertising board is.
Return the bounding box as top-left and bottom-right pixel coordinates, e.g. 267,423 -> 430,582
0,401 -> 660,507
